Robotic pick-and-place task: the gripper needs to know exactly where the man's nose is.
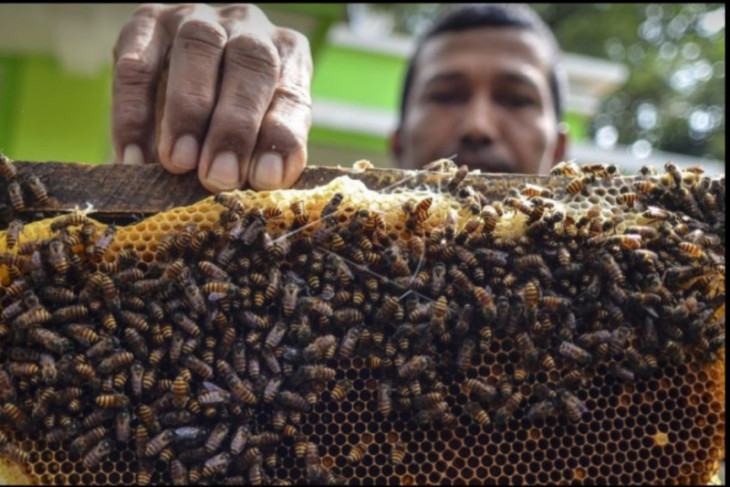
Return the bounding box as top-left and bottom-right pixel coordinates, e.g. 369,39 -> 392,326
460,95 -> 497,146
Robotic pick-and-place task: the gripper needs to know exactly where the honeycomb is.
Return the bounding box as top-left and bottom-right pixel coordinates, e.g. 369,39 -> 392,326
0,157 -> 725,485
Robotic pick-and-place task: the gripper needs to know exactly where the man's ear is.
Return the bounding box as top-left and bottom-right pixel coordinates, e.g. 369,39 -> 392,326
389,128 -> 403,167
550,123 -> 570,167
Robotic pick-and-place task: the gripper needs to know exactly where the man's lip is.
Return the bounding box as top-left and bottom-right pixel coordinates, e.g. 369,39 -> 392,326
453,155 -> 513,173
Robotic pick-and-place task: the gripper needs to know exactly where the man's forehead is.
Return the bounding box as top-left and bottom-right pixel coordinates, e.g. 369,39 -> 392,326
415,27 -> 552,81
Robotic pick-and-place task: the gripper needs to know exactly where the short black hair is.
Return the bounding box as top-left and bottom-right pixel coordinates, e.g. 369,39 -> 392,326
397,3 -> 566,127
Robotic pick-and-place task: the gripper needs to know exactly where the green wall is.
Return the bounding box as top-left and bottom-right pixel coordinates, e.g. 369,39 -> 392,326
312,45 -> 406,111
0,54 -> 23,156
10,55 -> 112,164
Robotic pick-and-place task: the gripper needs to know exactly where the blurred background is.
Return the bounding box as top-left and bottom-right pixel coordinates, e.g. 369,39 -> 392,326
0,3 -> 724,176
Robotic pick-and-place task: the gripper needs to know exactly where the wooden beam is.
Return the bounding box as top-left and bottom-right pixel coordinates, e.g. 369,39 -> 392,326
2,160 -> 567,215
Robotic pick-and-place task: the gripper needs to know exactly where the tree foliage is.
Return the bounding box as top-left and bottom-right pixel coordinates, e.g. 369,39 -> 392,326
355,3 -> 725,162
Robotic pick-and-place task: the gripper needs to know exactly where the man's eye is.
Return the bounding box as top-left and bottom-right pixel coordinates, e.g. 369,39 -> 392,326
427,91 -> 465,104
498,94 -> 537,108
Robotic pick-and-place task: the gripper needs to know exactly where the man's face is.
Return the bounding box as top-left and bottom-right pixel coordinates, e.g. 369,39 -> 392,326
391,27 -> 567,174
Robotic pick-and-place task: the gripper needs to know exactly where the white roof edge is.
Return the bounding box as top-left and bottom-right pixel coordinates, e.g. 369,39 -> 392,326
312,98 -> 398,137
560,53 -> 629,86
327,22 -> 629,89
328,22 -> 416,57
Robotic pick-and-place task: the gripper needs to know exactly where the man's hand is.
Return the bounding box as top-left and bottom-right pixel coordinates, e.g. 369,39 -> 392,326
112,3 -> 313,192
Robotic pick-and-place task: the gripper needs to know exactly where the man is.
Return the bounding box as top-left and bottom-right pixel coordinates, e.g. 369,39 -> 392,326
111,3 -> 568,193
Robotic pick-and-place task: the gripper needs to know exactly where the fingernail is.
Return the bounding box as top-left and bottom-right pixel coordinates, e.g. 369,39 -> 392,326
252,152 -> 283,189
208,151 -> 240,190
171,134 -> 198,171
122,144 -> 145,165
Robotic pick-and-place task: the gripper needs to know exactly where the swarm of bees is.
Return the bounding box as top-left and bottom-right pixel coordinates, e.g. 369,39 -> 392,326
1,153 -> 51,227
0,158 -> 725,485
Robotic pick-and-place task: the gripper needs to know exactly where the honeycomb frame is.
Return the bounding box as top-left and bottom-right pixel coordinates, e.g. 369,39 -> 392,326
0,159 -> 725,485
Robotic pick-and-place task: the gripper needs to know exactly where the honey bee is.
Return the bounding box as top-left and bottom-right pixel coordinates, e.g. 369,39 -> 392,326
565,174 -> 591,195
44,421 -> 80,444
616,192 -> 639,208
71,425 -> 108,454
263,375 -> 284,403
50,212 -> 95,233
249,432 -> 282,448
444,163 -> 469,191
74,361 -> 98,383
608,362 -> 635,383
172,312 -> 201,337
457,338 -> 476,372
168,459 -> 189,485
558,389 -> 588,423
526,396 -> 558,423
494,391 -> 524,425
397,355 -> 432,379
464,378 -> 498,404
171,375 -> 191,410
633,179 -> 657,195
558,341 -> 593,365
82,439 -> 112,469
157,410 -> 193,429
38,353 -> 58,384
295,365 -> 336,383
338,326 -> 362,360
678,241 -> 705,259
576,330 -> 611,350
413,406 -> 448,425
182,355 -> 214,380
321,192 -> 344,221
504,195 -> 536,218
112,409 -> 132,443
375,294 -> 402,324
2,403 -> 29,430
201,451 -> 232,479
0,298 -> 24,325
6,361 -> 38,378
64,316 -> 99,343
663,340 -> 686,365
512,331 -> 538,370
245,352 -> 261,379
1,443 -> 30,466
222,424 -> 249,456
7,181 -> 25,211
324,378 -> 352,403
264,320 -> 288,350
278,390 -> 310,411
464,401 -> 491,426
374,380 -> 394,416
281,280 -> 302,317
203,422 -> 230,454
428,262 -> 447,297
344,443 -> 366,464
293,436 -> 310,459
303,334 -> 337,362
0,153 -> 18,179
143,428 -> 174,458
122,328 -> 148,361
226,374 -> 258,406
429,295 -> 448,331
13,307 -> 53,328
5,219 -> 23,249
624,346 -> 652,378
96,393 -> 130,409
